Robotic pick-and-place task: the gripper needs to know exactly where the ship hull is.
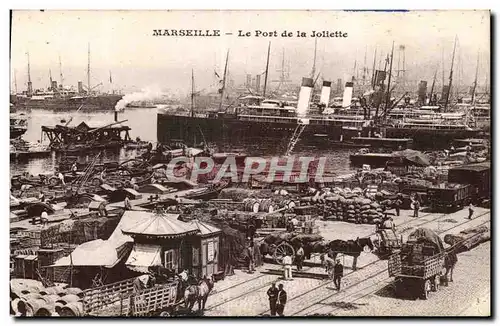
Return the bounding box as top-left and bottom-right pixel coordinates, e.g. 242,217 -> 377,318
10,128 -> 26,139
384,127 -> 482,149
11,95 -> 123,111
157,114 -> 362,147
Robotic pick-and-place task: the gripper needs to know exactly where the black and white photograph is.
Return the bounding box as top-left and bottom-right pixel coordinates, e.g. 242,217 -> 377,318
8,9 -> 491,317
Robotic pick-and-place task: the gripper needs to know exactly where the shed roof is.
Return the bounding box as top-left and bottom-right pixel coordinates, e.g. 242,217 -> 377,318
121,212 -> 199,239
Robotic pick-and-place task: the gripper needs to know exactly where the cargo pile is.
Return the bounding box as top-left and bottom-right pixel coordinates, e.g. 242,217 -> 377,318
10,279 -> 83,317
321,187 -> 390,225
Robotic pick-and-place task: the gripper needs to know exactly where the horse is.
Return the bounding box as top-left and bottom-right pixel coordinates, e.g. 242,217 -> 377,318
327,237 -> 374,270
184,275 -> 215,313
443,249 -> 458,284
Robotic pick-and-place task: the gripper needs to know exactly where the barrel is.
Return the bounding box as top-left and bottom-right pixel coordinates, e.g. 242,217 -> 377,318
59,302 -> 83,317
26,298 -> 53,316
243,198 -> 259,213
56,294 -> 81,305
65,287 -> 84,297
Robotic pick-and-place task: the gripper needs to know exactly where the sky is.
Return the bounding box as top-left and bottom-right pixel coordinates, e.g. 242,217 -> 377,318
10,10 -> 490,97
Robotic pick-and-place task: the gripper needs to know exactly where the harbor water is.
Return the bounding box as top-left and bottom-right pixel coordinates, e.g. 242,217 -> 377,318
10,107 -> 358,177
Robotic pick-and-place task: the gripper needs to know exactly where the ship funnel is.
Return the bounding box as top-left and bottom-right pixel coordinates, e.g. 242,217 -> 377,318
51,81 -> 58,91
255,75 -> 261,93
297,77 -> 314,118
418,81 -> 428,104
342,82 -> 354,108
320,81 -> 332,106
78,81 -> 84,94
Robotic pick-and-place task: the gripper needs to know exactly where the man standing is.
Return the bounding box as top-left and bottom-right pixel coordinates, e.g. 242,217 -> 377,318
334,259 -> 344,291
413,199 -> 420,218
468,203 -> 474,220
283,254 -> 293,280
124,195 -> 132,210
276,284 -> 287,316
266,282 -> 279,316
295,244 -> 305,271
321,254 -> 335,286
394,198 -> 402,216
247,242 -> 255,273
57,171 -> 66,186
291,216 -> 299,231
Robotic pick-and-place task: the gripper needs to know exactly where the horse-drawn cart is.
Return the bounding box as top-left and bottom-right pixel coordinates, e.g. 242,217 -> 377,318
82,277 -> 184,317
375,225 -> 403,257
388,228 -> 447,299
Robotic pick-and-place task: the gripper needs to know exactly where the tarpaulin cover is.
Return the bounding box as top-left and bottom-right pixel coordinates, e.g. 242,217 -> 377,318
219,224 -> 247,269
407,228 -> 445,253
51,239 -> 122,267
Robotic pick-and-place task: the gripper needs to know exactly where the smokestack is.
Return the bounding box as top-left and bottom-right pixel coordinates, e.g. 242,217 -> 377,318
418,80 -> 428,104
78,81 -> 84,94
27,81 -> 33,96
342,82 -> 354,108
297,77 -> 314,117
246,74 -> 252,88
255,75 -> 261,93
337,79 -> 342,94
51,81 -> 58,91
320,81 -> 332,106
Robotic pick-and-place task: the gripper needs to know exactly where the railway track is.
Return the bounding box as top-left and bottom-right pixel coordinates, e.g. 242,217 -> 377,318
205,208 -> 489,315
290,214 -> 490,316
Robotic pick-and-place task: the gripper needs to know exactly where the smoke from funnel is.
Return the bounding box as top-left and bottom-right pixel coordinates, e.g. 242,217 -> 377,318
114,86 -> 167,112
342,82 -> 354,108
297,77 -> 314,117
320,81 -> 332,106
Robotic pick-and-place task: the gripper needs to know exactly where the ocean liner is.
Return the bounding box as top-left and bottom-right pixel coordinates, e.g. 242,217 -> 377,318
11,47 -> 122,111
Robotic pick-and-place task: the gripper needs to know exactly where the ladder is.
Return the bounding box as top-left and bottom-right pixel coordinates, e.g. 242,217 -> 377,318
285,123 -> 307,156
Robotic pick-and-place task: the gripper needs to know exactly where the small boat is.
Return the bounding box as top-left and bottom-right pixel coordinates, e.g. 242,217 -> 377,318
184,181 -> 229,201
124,141 -> 151,150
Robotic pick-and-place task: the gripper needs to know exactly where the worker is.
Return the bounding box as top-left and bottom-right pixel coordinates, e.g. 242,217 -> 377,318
413,199 -> 420,218
276,284 -> 287,317
282,254 -> 293,280
394,198 -> 402,216
383,217 -> 395,230
40,209 -> 49,225
321,254 -> 336,286
247,242 -> 255,274
124,195 -> 132,210
468,203 -> 474,220
333,259 -> 344,291
57,171 -> 66,186
38,192 -> 45,203
266,282 -> 279,316
295,244 -> 305,271
291,216 -> 299,231
71,162 -> 78,176
98,202 -> 108,217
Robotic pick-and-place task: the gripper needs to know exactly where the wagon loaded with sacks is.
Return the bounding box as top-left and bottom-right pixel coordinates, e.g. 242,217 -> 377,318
388,228 -> 447,300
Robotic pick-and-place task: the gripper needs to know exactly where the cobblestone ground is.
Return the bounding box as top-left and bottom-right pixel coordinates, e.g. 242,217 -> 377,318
202,207 -> 490,317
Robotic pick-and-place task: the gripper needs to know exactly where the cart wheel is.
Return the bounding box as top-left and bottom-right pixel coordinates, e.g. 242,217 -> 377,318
422,279 -> 432,299
273,242 -> 295,265
432,276 -> 440,292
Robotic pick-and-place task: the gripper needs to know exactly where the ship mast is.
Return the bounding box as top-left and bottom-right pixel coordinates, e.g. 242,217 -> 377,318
59,55 -> 64,88
471,50 -> 480,105
49,69 -> 53,89
371,47 -> 377,89
385,41 -> 395,111
27,51 -> 33,96
87,43 -> 91,96
363,45 -> 367,85
191,69 -> 195,117
219,49 -> 229,111
14,69 -> 18,94
444,36 -> 457,112
429,67 -> 438,105
263,42 -> 271,98
311,38 -> 317,79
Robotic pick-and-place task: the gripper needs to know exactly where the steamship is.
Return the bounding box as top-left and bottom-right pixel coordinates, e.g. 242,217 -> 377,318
157,78 -> 375,146
11,48 -> 123,111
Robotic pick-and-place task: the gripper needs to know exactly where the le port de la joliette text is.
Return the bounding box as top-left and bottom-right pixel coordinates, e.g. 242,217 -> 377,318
152,29 -> 348,38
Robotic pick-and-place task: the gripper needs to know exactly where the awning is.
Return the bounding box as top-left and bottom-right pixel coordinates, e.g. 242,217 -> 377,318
125,244 -> 162,273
